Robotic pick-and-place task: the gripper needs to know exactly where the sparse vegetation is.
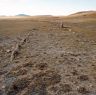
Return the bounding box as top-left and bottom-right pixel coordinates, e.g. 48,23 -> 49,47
0,12 -> 96,95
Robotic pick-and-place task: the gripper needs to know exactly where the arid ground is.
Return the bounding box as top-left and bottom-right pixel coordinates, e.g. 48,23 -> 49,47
0,12 -> 96,95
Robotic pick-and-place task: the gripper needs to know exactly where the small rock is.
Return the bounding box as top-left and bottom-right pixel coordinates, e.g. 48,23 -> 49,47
6,49 -> 11,53
2,85 -> 5,89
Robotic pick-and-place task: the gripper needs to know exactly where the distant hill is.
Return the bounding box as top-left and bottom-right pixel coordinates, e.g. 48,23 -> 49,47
34,15 -> 53,18
69,11 -> 96,17
16,14 -> 30,16
36,15 -> 52,16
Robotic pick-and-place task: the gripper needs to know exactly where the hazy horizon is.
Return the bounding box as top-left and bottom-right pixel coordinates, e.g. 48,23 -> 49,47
0,0 -> 96,16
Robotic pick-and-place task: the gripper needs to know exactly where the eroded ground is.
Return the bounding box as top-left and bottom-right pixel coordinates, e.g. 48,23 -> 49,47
0,16 -> 96,95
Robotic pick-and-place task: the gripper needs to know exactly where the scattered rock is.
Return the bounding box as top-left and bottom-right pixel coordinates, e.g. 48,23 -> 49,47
77,75 -> 89,81
6,49 -> 11,53
10,43 -> 20,61
22,61 -> 34,67
32,70 -> 61,87
71,70 -> 78,76
77,86 -> 89,94
6,77 -> 31,95
49,86 -> 59,93
6,66 -> 28,77
60,83 -> 72,93
35,62 -> 48,70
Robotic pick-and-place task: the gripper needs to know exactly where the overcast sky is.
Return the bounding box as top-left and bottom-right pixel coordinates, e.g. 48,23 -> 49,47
0,0 -> 96,16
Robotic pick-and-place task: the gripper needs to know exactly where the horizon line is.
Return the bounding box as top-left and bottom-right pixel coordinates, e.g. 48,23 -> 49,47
0,10 -> 96,17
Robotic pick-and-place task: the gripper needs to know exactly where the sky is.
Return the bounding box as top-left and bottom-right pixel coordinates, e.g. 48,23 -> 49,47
0,0 -> 96,16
